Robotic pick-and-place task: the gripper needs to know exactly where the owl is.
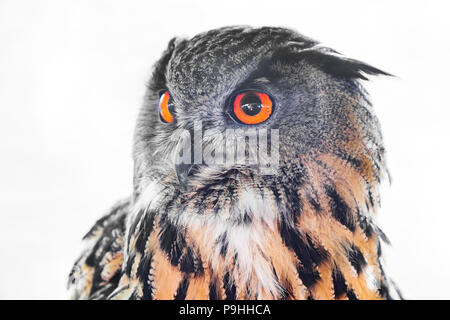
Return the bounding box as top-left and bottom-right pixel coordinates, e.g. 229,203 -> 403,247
68,26 -> 401,300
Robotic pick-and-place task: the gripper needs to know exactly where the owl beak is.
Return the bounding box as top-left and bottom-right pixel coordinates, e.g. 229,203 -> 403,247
175,162 -> 199,190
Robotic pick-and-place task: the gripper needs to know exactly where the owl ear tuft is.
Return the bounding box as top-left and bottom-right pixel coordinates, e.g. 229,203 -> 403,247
148,37 -> 187,92
274,43 -> 393,80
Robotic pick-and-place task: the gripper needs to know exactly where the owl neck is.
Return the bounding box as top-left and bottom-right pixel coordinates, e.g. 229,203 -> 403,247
122,152 -> 392,299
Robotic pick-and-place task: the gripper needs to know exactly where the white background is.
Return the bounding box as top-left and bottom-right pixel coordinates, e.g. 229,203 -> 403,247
1,0 -> 449,299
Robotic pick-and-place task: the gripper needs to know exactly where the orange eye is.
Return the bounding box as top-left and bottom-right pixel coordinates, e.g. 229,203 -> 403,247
159,91 -> 174,123
233,91 -> 273,124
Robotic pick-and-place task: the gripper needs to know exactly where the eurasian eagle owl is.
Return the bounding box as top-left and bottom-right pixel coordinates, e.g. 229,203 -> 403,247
68,26 -> 400,300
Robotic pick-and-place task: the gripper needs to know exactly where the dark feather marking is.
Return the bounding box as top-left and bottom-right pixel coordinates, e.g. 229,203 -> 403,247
325,185 -> 356,232
179,247 -> 196,274
194,190 -> 213,215
88,272 -> 121,300
378,281 -> 392,300
174,276 -> 190,300
345,244 -> 367,274
241,210 -> 253,225
365,200 -> 370,212
209,281 -> 218,300
340,154 -> 363,169
358,214 -> 374,238
227,182 -> 238,208
283,280 -> 295,300
367,188 -> 375,208
279,162 -> 306,218
91,263 -> 107,294
223,272 -> 236,300
137,253 -> 154,300
305,234 -> 330,263
129,289 -> 139,300
282,183 -> 303,220
125,254 -> 136,277
193,253 -> 204,276
85,214 -> 126,268
269,180 -> 282,209
346,288 -> 359,300
212,189 -> 223,214
158,216 -> 186,266
77,202 -> 128,298
217,232 -> 229,257
245,285 -> 253,299
378,254 -> 400,300
268,162 -> 306,224
297,265 -> 321,288
135,211 -> 155,254
83,200 -> 129,241
127,208 -> 145,246
84,239 -> 103,267
231,208 -> 253,226
271,264 -> 290,299
332,268 -> 347,298
105,284 -> 129,300
278,218 -> 324,288
377,227 -> 391,245
377,241 -> 382,258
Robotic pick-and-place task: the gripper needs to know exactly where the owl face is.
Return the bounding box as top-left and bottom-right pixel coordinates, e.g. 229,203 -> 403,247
133,26 -> 388,196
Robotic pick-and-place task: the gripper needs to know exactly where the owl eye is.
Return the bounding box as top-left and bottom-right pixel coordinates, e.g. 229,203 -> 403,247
159,90 -> 174,123
232,91 -> 273,124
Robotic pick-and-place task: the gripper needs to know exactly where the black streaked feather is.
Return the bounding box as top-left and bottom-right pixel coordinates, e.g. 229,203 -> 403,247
209,281 -> 218,300
345,244 -> 367,274
174,276 -> 190,300
332,268 -> 347,298
325,185 -> 356,232
223,272 -> 236,300
137,253 -> 154,300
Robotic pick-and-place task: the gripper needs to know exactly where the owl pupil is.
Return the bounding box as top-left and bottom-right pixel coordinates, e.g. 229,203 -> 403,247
240,93 -> 262,116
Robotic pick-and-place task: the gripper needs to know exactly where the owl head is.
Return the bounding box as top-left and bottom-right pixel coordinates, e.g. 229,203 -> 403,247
104,26 -> 399,300
132,26 -> 390,201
